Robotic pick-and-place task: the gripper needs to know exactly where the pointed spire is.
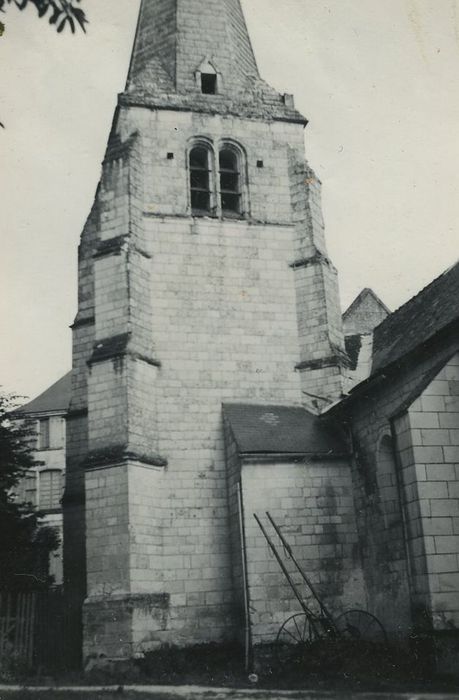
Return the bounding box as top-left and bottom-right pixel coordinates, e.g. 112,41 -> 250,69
127,0 -> 259,95
123,0 -> 306,124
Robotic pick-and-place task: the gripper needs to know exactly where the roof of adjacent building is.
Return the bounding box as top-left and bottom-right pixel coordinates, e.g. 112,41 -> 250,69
371,260 -> 459,375
342,288 -> 390,336
223,403 -> 347,457
19,372 -> 72,415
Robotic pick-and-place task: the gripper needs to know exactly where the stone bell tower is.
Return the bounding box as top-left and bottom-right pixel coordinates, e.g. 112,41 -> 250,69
64,0 -> 348,659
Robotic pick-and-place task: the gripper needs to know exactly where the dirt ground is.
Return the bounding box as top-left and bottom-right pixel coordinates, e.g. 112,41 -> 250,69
1,688 -> 459,700
1,641 -> 458,699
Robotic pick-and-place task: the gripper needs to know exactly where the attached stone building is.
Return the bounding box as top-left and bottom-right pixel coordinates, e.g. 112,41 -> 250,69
332,262 -> 459,669
60,0 -> 459,669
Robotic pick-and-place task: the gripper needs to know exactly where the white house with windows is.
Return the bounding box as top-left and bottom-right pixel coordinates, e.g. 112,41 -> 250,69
16,372 -> 71,585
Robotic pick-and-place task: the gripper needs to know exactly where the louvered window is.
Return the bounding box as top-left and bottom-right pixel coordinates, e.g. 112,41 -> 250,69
190,146 -> 212,213
219,149 -> 241,215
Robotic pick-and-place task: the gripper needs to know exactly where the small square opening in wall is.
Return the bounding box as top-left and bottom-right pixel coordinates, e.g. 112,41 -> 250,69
257,160 -> 264,168
167,152 -> 174,160
201,73 -> 217,95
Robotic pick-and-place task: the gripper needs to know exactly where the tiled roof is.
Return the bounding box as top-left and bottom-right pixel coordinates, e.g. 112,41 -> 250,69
389,351 -> 458,418
371,261 -> 459,375
223,403 -> 347,457
19,372 -> 72,415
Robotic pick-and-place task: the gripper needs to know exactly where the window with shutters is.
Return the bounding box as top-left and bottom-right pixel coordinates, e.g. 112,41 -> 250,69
37,417 -> 50,450
22,471 -> 37,507
39,469 -> 63,510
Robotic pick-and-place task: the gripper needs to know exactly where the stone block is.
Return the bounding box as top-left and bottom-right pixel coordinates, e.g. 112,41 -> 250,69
445,396 -> 459,412
429,555 -> 458,573
421,396 -> 446,413
423,518 -> 453,536
423,380 -> 451,396
430,499 -> 459,517
412,446 -> 444,464
425,464 -> 456,481
437,572 -> 459,590
439,413 -> 459,429
417,481 -> 449,500
444,446 -> 459,462
433,535 -> 459,554
421,429 -> 450,446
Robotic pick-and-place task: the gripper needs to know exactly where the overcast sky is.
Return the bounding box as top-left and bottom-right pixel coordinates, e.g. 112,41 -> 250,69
0,0 -> 458,400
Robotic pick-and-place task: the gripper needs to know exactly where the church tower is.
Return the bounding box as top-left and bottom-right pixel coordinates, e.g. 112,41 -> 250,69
64,0 -> 350,659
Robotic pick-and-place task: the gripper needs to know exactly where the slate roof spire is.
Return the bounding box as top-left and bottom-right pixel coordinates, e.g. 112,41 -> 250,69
123,0 -> 306,123
126,0 -> 259,94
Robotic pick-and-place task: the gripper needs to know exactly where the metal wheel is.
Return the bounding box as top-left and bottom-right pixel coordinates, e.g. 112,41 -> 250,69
275,612 -> 317,666
335,609 -> 387,643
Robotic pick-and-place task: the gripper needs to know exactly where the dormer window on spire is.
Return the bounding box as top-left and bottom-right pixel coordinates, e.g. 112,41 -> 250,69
201,73 -> 217,95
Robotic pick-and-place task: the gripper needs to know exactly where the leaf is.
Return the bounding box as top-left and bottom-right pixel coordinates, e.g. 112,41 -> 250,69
48,5 -> 60,24
71,5 -> 86,31
3,0 -> 87,32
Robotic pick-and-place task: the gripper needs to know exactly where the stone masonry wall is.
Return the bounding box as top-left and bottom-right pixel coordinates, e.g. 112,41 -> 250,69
84,462 -> 171,658
64,196 -> 100,593
288,153 -> 347,404
78,94 -> 349,655
343,333 -> 459,638
398,353 -> 459,631
240,458 -> 365,645
82,106 -> 308,654
224,421 -> 247,645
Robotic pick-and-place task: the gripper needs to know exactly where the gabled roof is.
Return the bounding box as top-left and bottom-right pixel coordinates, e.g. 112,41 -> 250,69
343,288 -> 390,320
343,288 -> 390,336
223,403 -> 348,457
371,260 -> 459,375
19,372 -> 72,416
389,351 -> 458,418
